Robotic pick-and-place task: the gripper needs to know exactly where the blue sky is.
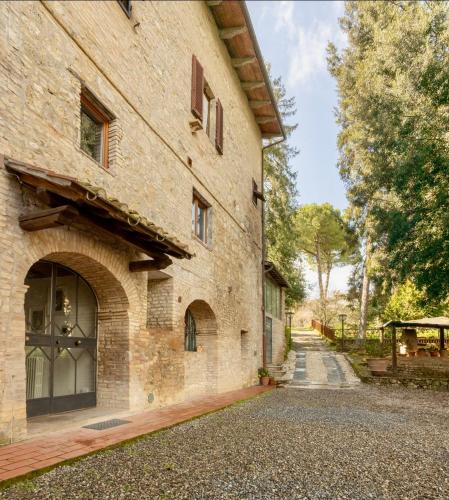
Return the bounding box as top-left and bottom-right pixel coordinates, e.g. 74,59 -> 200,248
247,0 -> 350,296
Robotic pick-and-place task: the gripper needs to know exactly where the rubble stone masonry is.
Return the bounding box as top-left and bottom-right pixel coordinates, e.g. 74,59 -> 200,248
0,1 -> 263,443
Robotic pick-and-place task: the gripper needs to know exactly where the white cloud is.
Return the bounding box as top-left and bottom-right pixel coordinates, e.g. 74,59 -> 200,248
272,2 -> 347,89
274,1 -> 297,38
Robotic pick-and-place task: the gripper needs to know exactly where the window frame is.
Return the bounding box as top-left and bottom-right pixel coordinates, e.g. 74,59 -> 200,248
80,93 -> 110,169
117,0 -> 132,17
192,190 -> 211,245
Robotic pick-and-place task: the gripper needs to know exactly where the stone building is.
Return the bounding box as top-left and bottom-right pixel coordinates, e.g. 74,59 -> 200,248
0,0 -> 284,443
264,261 -> 289,366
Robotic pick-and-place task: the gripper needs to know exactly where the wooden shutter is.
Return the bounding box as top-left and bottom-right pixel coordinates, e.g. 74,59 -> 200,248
215,99 -> 223,155
191,55 -> 204,121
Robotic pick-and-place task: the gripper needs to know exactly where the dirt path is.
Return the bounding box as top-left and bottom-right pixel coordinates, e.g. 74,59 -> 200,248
290,329 -> 360,389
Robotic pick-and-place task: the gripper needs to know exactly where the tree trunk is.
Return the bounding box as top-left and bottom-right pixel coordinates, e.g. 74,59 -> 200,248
315,241 -> 326,324
358,238 -> 372,342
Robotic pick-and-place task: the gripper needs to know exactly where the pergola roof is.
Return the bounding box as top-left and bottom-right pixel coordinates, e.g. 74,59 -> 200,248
3,157 -> 193,260
208,0 -> 285,139
383,317 -> 449,329
265,261 -> 289,288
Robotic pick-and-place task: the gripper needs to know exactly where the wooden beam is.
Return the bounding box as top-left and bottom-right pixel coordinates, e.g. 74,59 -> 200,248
206,0 -> 222,6
231,57 -> 256,68
219,26 -> 247,40
256,116 -> 277,124
392,326 -> 397,373
129,256 -> 173,273
249,100 -> 271,109
19,205 -> 79,232
440,327 -> 445,351
241,81 -> 265,91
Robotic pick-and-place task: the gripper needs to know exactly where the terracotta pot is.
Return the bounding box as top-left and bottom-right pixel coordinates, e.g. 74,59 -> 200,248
408,351 -> 416,357
430,351 -> 439,357
417,349 -> 429,357
440,350 -> 448,357
260,376 -> 270,386
367,358 -> 389,376
269,377 -> 276,386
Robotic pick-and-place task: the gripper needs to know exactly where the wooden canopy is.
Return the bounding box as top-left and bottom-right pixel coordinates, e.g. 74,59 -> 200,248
3,157 -> 194,265
207,0 -> 285,139
382,317 -> 449,329
265,261 -> 289,288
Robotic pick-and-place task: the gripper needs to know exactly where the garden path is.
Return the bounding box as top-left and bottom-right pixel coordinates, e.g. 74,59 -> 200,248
289,329 -> 360,389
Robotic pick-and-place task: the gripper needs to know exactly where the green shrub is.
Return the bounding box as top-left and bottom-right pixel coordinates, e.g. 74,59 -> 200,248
284,326 -> 293,359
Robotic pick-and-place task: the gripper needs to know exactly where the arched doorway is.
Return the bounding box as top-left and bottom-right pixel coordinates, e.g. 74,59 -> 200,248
24,261 -> 97,417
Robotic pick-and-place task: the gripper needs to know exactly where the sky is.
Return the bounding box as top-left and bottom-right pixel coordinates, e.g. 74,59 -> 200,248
247,0 -> 351,298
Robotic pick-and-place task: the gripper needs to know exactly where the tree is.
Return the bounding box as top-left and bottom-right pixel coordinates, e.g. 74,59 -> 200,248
383,281 -> 445,322
264,74 -> 306,307
295,203 -> 358,324
328,1 -> 449,308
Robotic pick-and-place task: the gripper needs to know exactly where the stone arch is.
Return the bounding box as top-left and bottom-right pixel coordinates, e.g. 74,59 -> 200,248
13,229 -> 144,412
184,300 -> 218,395
41,252 -> 132,410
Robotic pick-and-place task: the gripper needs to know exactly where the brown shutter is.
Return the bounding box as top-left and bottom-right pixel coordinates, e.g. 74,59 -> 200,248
215,99 -> 223,155
191,55 -> 203,121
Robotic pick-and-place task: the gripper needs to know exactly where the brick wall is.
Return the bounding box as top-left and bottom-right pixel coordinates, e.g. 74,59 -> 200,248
0,0 -> 264,443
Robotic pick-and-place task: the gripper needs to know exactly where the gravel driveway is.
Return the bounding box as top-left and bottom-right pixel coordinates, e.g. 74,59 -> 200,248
2,386 -> 449,499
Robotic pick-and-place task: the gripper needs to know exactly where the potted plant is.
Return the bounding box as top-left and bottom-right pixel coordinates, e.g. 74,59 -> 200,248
366,357 -> 390,376
417,347 -> 429,357
258,368 -> 270,386
440,349 -> 448,358
427,343 -> 439,357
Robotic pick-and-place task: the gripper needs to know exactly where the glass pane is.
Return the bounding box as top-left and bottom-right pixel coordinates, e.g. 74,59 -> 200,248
25,262 -> 52,335
192,202 -> 196,234
72,348 -> 95,394
26,347 -> 50,399
80,108 -> 103,163
198,205 -> 205,241
77,278 -> 97,337
53,348 -> 76,396
54,266 -> 77,337
203,91 -> 210,134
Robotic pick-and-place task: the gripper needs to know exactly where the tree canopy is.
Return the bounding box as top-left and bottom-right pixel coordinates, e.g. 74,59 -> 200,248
295,203 -> 358,323
328,1 -> 449,306
264,74 -> 306,307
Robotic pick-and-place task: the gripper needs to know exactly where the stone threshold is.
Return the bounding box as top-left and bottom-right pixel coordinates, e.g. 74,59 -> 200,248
0,385 -> 273,485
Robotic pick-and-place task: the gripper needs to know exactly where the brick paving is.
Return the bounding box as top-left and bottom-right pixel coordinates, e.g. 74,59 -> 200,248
0,385 -> 272,484
290,330 -> 360,388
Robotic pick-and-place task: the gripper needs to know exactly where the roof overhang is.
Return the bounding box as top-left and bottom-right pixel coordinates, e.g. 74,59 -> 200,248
382,317 -> 449,329
207,0 -> 285,139
265,260 -> 289,288
3,156 -> 193,260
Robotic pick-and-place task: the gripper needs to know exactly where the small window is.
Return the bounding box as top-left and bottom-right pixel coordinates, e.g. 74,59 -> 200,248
117,0 -> 132,17
185,309 -> 197,352
80,92 -> 110,168
203,89 -> 211,136
192,191 -> 210,244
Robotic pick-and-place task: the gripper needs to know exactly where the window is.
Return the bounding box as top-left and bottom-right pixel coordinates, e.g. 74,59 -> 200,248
80,92 -> 110,168
191,55 -> 223,154
265,278 -> 281,319
192,191 -> 210,244
203,88 -> 212,137
184,309 -> 197,352
117,0 -> 132,17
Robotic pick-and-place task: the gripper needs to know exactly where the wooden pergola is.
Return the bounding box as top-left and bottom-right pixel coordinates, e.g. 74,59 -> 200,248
382,317 -> 449,372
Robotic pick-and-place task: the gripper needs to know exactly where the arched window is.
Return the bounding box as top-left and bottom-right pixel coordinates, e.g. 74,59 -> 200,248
184,309 -> 197,352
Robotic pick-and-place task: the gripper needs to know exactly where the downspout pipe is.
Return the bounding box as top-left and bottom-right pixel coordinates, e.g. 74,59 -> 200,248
261,136 -> 286,369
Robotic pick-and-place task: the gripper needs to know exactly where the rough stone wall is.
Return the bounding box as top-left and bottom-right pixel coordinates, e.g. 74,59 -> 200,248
0,0 -> 264,442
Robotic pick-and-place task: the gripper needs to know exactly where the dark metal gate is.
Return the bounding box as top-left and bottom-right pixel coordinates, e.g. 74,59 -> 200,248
25,261 -> 97,417
265,316 -> 273,364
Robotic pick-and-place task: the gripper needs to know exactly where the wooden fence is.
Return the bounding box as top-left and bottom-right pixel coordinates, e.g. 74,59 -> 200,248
311,319 -> 336,340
